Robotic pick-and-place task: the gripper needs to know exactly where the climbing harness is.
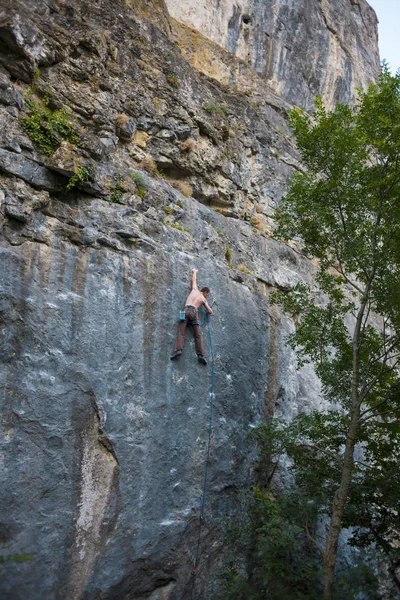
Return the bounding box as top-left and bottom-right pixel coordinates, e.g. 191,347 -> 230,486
190,309 -> 215,593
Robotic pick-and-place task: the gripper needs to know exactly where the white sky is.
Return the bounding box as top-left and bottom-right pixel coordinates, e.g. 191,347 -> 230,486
368,0 -> 400,73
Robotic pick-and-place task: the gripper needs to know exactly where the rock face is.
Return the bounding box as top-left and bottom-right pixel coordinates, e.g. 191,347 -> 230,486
165,0 -> 379,111
0,0 -> 378,598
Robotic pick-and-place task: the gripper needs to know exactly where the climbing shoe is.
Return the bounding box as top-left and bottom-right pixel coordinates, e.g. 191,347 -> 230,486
198,355 -> 207,365
170,350 -> 182,360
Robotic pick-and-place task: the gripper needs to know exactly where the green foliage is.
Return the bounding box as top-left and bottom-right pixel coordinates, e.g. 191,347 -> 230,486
109,173 -> 125,204
0,554 -> 32,564
203,102 -> 228,115
270,67 -> 400,595
215,487 -> 323,600
225,246 -> 232,264
130,170 -> 148,189
130,170 -> 149,198
170,222 -> 191,234
137,187 -> 147,199
66,164 -> 94,192
250,415 -> 345,514
166,74 -> 180,87
276,71 -> 400,306
0,545 -> 32,565
218,423 -> 381,600
176,199 -> 183,208
214,226 -> 224,235
162,220 -> 191,234
237,264 -> 251,275
20,89 -> 80,156
345,416 -> 400,574
333,561 -> 380,600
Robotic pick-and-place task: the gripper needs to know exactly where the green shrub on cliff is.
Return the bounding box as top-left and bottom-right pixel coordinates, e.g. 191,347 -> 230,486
66,164 -> 94,192
21,89 -> 80,156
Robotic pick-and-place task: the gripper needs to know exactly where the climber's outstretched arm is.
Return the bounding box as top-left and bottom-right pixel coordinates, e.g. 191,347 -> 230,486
191,267 -> 198,290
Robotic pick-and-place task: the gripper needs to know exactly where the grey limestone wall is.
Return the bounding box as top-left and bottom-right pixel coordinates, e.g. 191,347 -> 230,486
0,0 -> 379,597
164,0 -> 380,111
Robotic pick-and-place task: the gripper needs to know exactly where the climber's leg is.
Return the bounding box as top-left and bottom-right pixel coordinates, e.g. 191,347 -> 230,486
172,319 -> 187,357
192,323 -> 205,358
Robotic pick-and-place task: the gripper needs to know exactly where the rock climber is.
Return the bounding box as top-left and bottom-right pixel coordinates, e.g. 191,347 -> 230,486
170,267 -> 213,365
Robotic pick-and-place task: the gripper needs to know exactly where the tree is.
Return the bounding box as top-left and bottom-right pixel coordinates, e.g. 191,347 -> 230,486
252,410 -> 397,597
345,415 -> 400,592
216,484 -> 323,600
216,416 -> 382,600
271,67 -> 400,598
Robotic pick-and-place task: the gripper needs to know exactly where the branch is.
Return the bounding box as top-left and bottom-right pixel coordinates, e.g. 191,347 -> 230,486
266,460 -> 280,485
333,246 -> 364,294
360,356 -> 400,401
370,340 -> 400,365
360,407 -> 400,423
305,514 -> 325,556
353,459 -> 374,470
297,443 -> 342,463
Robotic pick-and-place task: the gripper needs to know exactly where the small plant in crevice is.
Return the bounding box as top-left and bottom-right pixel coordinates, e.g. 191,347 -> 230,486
20,88 -> 80,156
203,102 -> 228,116
136,187 -> 148,199
225,245 -> 233,265
66,164 -> 94,192
180,137 -> 196,152
130,170 -> 148,198
109,187 -> 124,204
115,113 -> 130,128
138,157 -> 160,177
237,263 -> 251,275
250,214 -> 264,231
171,180 -> 193,198
176,199 -> 183,208
214,226 -> 224,236
130,170 -> 148,189
0,548 -> 33,565
166,74 -> 180,88
109,173 -> 125,204
162,220 -> 192,235
91,75 -> 99,93
171,222 -> 191,234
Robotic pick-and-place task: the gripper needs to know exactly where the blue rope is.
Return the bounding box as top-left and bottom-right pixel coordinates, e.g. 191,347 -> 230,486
191,310 -> 215,587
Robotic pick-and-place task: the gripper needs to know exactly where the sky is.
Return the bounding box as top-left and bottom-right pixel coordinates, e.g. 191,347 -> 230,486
368,0 -> 400,73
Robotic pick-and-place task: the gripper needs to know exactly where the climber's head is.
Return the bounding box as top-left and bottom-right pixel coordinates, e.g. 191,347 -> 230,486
201,287 -> 210,298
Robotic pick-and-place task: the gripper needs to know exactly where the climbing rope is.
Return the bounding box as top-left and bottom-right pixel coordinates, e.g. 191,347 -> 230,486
190,309 -> 215,595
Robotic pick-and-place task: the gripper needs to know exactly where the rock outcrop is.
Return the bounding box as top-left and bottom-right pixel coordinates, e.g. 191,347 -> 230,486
165,0 -> 379,111
0,0 -> 379,598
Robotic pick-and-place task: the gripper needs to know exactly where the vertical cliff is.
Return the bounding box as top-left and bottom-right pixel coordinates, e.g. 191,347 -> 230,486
165,0 -> 379,111
0,0 -> 379,598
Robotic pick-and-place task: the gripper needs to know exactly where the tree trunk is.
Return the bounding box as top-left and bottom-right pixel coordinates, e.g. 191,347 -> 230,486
322,296 -> 368,598
322,408 -> 360,597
